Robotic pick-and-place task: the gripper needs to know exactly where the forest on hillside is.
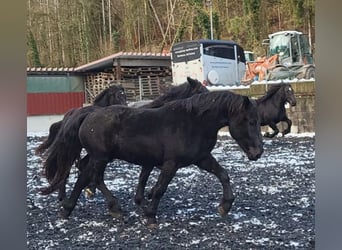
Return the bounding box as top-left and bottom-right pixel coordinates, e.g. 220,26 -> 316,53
27,0 -> 315,68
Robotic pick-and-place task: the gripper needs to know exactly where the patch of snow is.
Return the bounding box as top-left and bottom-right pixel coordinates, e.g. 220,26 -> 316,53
232,223 -> 243,231
79,221 -> 106,227
290,240 -> 300,247
232,211 -> 246,219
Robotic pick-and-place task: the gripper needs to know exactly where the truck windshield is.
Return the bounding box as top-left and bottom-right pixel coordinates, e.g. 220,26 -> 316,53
269,35 -> 291,57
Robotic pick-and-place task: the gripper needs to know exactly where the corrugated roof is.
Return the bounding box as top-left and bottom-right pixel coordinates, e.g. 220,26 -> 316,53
27,67 -> 76,73
27,51 -> 171,74
75,51 -> 171,72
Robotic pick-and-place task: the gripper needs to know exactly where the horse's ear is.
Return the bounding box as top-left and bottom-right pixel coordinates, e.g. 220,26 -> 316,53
187,77 -> 196,86
242,96 -> 250,109
241,96 -> 257,110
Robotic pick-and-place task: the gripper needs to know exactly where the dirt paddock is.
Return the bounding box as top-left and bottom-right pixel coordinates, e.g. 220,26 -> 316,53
27,133 -> 315,249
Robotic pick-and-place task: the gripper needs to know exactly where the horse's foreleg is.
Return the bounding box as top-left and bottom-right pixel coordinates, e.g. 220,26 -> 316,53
282,118 -> 292,136
135,165 -> 154,207
264,122 -> 279,138
196,154 -> 235,217
143,161 -> 177,228
57,178 -> 68,203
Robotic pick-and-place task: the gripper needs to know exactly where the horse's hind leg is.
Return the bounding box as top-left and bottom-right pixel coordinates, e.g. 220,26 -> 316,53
282,118 -> 292,136
135,165 -> 154,207
59,171 -> 90,218
144,161 -> 177,228
196,154 -> 235,216
264,122 -> 279,138
59,158 -> 106,218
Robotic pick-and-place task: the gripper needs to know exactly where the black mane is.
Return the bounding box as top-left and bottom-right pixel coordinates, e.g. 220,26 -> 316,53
257,83 -> 288,103
166,90 -> 245,116
144,78 -> 208,108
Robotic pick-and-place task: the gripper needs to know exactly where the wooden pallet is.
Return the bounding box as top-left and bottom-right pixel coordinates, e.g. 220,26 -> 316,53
84,69 -> 172,103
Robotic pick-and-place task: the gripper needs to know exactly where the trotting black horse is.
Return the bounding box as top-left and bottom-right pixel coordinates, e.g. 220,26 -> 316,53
41,89 -> 263,227
256,83 -> 296,138
41,77 -> 208,202
35,84 -> 127,156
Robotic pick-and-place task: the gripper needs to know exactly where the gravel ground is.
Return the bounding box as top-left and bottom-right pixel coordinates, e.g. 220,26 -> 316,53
27,133 -> 315,249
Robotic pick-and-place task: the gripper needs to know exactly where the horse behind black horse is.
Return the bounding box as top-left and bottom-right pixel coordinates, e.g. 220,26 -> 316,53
35,84 -> 127,156
256,83 -> 296,138
41,89 -> 263,227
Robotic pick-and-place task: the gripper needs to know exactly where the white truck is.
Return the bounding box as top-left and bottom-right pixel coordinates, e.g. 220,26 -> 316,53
171,39 -> 246,86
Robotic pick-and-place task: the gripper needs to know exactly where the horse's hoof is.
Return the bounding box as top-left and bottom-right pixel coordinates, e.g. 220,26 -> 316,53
134,198 -> 148,208
218,205 -> 228,217
109,211 -> 123,219
147,223 -> 158,229
85,188 -> 94,198
59,207 -> 71,219
108,201 -> 123,219
218,202 -> 233,217
146,217 -> 158,229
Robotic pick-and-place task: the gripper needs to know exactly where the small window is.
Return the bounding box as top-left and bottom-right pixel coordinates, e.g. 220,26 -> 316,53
203,45 -> 235,60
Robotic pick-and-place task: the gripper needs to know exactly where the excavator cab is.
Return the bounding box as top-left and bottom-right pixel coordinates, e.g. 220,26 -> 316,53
268,31 -> 313,66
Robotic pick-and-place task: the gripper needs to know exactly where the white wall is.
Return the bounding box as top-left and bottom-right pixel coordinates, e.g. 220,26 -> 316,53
27,115 -> 64,134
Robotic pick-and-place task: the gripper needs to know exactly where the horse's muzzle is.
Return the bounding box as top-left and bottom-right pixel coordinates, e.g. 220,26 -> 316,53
247,147 -> 263,161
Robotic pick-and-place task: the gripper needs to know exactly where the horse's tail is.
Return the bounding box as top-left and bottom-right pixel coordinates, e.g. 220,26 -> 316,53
35,120 -> 62,155
35,109 -> 77,156
40,112 -> 88,195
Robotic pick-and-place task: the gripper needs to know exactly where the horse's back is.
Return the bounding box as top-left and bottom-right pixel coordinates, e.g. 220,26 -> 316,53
78,104 -> 216,164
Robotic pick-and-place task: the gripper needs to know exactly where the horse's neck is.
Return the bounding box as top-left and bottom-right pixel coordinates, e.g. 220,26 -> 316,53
273,90 -> 287,106
261,90 -> 286,107
93,97 -> 109,106
192,103 -> 229,133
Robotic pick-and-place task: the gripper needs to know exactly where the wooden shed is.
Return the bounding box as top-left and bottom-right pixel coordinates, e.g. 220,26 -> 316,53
75,51 -> 172,103
27,51 -> 172,116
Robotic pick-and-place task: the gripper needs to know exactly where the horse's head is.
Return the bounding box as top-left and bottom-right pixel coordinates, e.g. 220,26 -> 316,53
94,84 -> 127,106
187,77 -> 209,95
111,85 -> 127,106
284,84 -> 296,106
228,96 -> 263,161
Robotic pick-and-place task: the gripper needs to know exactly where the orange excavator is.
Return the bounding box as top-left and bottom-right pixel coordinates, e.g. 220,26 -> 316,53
242,30 -> 315,84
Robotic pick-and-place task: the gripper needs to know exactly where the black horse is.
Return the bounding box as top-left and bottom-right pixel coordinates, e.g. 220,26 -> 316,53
257,83 -> 296,138
41,89 -> 263,227
35,84 -> 127,156
41,77 -> 208,202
